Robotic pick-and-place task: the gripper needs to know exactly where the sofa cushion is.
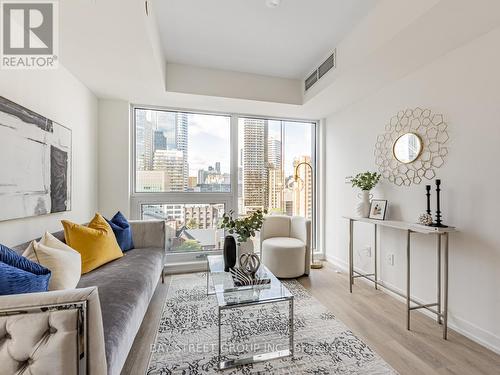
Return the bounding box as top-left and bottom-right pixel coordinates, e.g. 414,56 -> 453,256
0,244 -> 51,295
22,232 -> 81,290
11,230 -> 66,256
62,214 -> 123,274
77,246 -> 164,375
106,211 -> 135,252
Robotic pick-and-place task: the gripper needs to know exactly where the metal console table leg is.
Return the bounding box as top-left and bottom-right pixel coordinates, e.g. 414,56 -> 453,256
407,229 -> 411,331
349,219 -> 354,293
443,232 -> 449,339
374,224 -> 378,290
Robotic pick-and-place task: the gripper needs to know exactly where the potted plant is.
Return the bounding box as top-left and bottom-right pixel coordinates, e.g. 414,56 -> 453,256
351,171 -> 381,218
219,209 -> 267,270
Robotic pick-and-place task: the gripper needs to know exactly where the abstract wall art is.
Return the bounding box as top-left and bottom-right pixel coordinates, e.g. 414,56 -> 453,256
0,96 -> 71,221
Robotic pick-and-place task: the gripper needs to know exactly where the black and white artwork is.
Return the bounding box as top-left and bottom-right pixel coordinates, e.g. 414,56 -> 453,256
0,96 -> 71,221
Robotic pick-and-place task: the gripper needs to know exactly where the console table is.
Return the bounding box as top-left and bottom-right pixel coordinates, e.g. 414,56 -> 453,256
343,216 -> 457,339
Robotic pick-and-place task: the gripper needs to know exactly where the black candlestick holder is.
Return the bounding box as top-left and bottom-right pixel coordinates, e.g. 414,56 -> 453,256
430,179 -> 448,228
425,185 -> 432,216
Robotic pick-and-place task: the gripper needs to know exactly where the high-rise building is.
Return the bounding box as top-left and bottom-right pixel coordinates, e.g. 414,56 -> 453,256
243,118 -> 268,212
267,137 -> 282,210
136,170 -> 170,192
153,149 -> 185,191
175,113 -> 189,189
268,137 -> 281,168
215,161 -> 221,173
184,205 -> 221,230
135,109 -> 154,171
293,155 -> 313,219
154,130 -> 167,151
283,188 -> 294,216
188,176 -> 198,188
137,110 -> 189,191
268,167 -> 283,210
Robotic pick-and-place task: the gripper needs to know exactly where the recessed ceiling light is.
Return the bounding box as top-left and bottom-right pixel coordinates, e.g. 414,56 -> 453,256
266,0 -> 281,8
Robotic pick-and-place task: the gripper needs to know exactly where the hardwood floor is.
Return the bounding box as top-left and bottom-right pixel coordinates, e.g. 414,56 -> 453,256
122,263 -> 500,374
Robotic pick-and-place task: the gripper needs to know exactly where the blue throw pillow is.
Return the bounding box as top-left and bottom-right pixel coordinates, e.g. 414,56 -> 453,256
0,244 -> 51,295
106,211 -> 135,252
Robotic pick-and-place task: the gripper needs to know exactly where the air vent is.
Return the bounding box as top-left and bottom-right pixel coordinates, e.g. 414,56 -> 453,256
305,71 -> 318,91
304,49 -> 336,91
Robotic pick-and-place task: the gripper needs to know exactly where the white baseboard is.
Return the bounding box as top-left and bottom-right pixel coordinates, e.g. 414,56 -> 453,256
325,255 -> 500,355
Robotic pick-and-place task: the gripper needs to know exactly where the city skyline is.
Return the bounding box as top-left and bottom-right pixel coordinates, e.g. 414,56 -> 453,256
137,109 -> 313,179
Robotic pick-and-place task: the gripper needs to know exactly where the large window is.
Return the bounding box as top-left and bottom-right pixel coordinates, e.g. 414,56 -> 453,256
238,118 -> 314,218
135,108 -> 230,193
132,107 -> 317,262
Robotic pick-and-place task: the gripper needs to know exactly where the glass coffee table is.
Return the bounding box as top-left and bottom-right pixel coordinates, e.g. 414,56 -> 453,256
206,255 -> 294,370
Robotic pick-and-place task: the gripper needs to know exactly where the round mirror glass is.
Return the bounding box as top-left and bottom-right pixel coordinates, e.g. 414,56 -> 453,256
393,133 -> 423,163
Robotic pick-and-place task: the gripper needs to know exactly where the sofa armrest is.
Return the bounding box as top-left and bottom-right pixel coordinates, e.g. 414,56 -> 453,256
0,287 -> 106,375
129,220 -> 166,250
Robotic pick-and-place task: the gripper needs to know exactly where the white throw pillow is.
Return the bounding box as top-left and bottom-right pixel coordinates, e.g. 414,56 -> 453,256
23,232 -> 81,290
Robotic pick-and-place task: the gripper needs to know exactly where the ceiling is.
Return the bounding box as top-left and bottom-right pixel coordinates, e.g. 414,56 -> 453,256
153,0 -> 377,79
58,0 -> 500,119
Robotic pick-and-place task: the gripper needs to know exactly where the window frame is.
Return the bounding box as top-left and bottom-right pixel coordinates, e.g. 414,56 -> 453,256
130,104 -> 320,264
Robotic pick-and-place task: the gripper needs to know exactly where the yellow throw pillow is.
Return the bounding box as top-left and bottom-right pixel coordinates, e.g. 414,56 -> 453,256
62,214 -> 123,274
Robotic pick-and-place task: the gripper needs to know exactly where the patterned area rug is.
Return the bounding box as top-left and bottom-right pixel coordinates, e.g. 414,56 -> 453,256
147,273 -> 397,374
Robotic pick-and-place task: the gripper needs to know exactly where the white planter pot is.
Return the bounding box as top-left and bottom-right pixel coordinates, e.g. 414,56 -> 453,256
356,190 -> 373,218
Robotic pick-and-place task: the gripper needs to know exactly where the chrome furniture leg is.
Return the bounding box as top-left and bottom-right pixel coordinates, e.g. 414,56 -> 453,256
443,232 -> 449,339
218,298 -> 294,370
349,219 -> 354,293
406,229 -> 411,331
437,233 -> 442,324
218,306 -> 222,363
289,298 -> 294,356
374,224 -> 378,290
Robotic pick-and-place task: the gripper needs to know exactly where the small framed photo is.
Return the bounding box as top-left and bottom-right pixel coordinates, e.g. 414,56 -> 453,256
369,200 -> 387,220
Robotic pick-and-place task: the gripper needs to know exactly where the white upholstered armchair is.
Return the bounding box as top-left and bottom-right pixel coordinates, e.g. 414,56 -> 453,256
260,215 -> 312,278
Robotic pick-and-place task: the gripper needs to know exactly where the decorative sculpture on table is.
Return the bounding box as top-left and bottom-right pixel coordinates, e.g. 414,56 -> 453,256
230,253 -> 270,287
418,213 -> 433,226
239,253 -> 260,277
374,108 -> 449,186
418,180 -> 447,227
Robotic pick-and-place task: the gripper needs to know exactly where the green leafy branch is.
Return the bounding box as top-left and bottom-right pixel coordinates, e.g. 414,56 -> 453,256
219,209 -> 267,243
351,171 -> 381,191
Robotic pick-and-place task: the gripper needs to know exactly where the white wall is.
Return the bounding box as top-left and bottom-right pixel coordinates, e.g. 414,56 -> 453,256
0,67 -> 98,247
166,63 -> 302,105
324,26 -> 500,353
97,99 -> 131,218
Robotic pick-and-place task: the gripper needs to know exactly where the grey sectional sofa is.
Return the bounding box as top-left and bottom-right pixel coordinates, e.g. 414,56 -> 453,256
1,220 -> 166,375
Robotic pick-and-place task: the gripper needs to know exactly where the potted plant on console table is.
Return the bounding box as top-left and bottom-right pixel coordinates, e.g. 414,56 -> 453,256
351,171 -> 381,218
219,209 -> 266,271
